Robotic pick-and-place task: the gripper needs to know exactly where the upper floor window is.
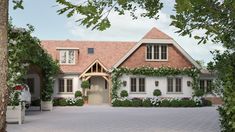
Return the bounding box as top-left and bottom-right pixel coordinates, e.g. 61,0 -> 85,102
167,77 -> 182,93
146,44 -> 167,60
60,50 -> 75,64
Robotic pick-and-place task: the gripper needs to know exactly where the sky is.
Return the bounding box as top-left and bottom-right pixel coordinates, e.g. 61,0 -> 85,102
9,0 -> 224,64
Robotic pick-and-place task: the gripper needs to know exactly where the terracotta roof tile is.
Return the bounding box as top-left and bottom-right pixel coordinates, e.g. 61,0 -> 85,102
143,27 -> 172,39
41,40 -> 136,73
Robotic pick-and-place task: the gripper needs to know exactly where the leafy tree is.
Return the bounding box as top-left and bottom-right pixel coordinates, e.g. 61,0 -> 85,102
56,0 -> 163,30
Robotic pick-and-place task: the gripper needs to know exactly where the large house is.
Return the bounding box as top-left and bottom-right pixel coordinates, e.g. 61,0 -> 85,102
26,27 -> 219,105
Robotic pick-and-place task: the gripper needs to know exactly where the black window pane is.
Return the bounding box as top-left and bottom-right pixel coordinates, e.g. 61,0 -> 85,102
59,79 -> 64,92
131,78 -> 136,92
200,80 -> 205,92
67,79 -> 73,92
147,45 -> 152,59
206,80 -> 212,93
139,78 -> 145,92
167,78 -> 173,92
176,78 -> 182,92
161,45 -> 167,59
154,45 -> 160,59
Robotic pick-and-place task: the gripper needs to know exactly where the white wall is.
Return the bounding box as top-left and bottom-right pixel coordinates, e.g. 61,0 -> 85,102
53,74 -> 82,98
118,74 -> 193,98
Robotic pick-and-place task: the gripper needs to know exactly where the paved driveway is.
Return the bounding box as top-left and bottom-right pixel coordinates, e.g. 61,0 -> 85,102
7,106 -> 220,132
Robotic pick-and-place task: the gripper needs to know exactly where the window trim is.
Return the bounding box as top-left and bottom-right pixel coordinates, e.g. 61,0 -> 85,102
145,44 -> 168,61
167,77 -> 183,94
58,78 -> 74,93
130,77 -> 146,93
199,79 -> 213,93
59,50 -> 76,65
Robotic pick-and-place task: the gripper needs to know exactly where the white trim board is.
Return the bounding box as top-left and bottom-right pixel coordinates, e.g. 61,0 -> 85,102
112,39 -> 201,70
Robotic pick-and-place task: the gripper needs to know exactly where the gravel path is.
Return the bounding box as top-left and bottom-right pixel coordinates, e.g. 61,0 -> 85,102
7,105 -> 220,132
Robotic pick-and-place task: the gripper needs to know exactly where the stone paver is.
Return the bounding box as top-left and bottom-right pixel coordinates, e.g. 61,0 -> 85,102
7,105 -> 220,132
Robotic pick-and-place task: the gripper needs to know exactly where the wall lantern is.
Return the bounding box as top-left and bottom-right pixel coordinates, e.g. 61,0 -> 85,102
187,81 -> 191,87
123,81 -> 127,87
155,81 -> 159,87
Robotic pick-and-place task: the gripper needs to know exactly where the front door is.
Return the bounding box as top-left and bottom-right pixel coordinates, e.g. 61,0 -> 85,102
88,77 -> 109,105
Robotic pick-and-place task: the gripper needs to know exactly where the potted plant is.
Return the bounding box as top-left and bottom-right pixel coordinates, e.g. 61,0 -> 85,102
81,80 -> 90,96
7,85 -> 26,124
81,81 -> 90,104
41,85 -> 53,111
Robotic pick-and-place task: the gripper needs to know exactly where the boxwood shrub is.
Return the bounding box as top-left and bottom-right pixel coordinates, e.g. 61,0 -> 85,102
132,98 -> 142,107
142,98 -> 152,107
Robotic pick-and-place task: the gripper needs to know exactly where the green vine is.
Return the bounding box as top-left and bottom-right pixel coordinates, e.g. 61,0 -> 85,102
111,66 -> 200,99
8,21 -> 59,102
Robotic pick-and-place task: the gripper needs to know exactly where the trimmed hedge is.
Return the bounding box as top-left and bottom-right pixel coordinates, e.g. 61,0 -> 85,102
112,97 -> 212,107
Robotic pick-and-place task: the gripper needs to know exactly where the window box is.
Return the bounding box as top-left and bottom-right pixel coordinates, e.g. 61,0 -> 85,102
6,102 -> 25,125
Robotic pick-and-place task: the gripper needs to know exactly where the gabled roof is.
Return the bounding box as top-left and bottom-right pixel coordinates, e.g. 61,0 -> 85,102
41,40 -> 135,74
142,27 -> 172,39
113,27 -> 201,69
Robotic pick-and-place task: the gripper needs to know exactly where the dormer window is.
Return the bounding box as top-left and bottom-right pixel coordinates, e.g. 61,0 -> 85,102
146,44 -> 168,61
59,50 -> 75,64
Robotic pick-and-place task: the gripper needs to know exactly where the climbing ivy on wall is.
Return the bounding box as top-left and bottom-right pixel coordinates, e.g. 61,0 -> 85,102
8,22 -> 59,101
111,66 -> 200,99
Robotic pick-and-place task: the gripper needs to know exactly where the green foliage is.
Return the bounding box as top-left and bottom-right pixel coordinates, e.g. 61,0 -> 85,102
160,100 -> 171,107
56,0 -> 163,31
121,99 -> 132,107
8,22 -> 59,101
171,0 -> 235,49
75,91 -> 82,98
120,90 -> 128,97
153,89 -> 161,97
112,66 -> 200,99
81,80 -> 90,89
194,89 -> 204,97
210,51 -> 235,131
58,98 -> 67,106
74,99 -> 84,106
112,99 -> 122,107
131,98 -> 142,107
142,98 -> 152,107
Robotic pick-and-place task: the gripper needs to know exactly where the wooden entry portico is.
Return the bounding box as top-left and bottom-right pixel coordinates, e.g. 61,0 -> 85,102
79,60 -> 112,104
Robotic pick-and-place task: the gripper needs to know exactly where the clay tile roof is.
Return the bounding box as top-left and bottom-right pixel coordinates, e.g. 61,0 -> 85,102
143,27 -> 172,39
41,40 -> 136,73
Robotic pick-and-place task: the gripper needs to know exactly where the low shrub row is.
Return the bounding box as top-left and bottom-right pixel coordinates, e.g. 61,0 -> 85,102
53,97 -> 84,106
112,97 -> 212,107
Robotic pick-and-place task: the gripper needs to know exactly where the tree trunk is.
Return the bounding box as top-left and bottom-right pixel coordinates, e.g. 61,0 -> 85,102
0,0 -> 9,131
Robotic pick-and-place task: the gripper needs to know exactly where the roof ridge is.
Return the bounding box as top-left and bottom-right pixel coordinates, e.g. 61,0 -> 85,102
142,27 -> 172,39
42,40 -> 137,43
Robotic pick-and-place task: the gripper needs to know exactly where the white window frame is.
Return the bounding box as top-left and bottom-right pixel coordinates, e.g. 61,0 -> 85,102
59,50 -> 75,65
146,44 -> 168,61
130,77 -> 146,93
58,78 -> 73,93
199,79 -> 213,93
167,77 -> 183,93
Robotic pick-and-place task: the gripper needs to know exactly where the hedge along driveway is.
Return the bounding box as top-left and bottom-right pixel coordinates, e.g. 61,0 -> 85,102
7,106 -> 220,132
